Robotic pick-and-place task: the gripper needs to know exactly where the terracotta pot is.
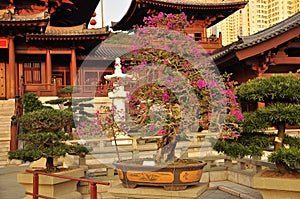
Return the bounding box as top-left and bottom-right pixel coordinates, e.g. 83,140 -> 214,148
113,158 -> 207,191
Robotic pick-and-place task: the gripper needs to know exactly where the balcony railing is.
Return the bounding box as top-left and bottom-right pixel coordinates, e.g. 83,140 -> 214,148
21,82 -> 110,97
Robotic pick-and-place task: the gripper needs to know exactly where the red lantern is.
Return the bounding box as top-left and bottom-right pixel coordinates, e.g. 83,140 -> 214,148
90,19 -> 97,25
92,12 -> 97,17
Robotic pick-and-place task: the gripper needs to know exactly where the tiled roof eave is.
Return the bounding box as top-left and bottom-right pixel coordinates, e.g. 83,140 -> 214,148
143,0 -> 248,8
0,19 -> 49,26
236,22 -> 300,50
26,32 -> 110,41
213,12 -> 300,61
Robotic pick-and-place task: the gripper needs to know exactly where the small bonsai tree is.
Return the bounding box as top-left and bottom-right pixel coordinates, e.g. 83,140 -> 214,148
59,86 -> 80,95
214,74 -> 300,174
9,94 -> 89,172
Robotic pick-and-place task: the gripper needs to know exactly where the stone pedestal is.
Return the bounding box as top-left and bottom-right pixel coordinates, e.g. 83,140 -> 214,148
18,168 -> 84,199
253,172 -> 300,199
108,183 -> 208,199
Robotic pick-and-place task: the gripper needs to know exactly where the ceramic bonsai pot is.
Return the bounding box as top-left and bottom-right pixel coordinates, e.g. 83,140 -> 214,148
113,158 -> 207,191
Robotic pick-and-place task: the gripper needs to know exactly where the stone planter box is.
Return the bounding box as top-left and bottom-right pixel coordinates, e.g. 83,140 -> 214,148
113,158 -> 207,191
253,171 -> 300,199
18,168 -> 85,199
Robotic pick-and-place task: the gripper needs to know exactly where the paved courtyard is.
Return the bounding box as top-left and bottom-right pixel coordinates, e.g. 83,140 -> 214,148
0,165 -> 262,199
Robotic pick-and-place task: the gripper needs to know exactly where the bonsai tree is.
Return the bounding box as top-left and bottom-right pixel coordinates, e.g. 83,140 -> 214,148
93,12 -> 242,164
9,93 -> 89,172
46,93 -> 94,136
59,86 -> 80,95
214,74 -> 300,174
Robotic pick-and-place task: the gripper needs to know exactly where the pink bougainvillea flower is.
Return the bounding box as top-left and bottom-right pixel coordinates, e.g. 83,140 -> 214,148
232,110 -> 245,122
196,79 -> 206,89
162,91 -> 170,102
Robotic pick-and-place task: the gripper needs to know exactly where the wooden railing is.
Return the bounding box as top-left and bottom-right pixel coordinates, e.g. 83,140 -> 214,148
25,169 -> 110,199
21,83 -> 110,97
21,83 -> 57,96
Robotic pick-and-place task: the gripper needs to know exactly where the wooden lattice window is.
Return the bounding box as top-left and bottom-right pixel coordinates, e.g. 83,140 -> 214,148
23,62 -> 41,83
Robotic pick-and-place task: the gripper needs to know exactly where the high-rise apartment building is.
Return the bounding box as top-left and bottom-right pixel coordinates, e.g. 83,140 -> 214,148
208,0 -> 300,46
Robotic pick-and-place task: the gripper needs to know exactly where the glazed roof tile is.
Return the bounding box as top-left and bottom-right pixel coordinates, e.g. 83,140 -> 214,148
212,11 -> 300,60
0,10 -> 49,21
94,44 -> 131,59
26,25 -> 110,40
148,0 -> 248,6
112,0 -> 248,31
43,24 -> 109,36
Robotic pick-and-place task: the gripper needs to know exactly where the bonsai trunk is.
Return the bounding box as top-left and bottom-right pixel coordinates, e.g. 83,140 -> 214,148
154,131 -> 178,163
274,122 -> 285,151
46,157 -> 55,172
274,122 -> 294,174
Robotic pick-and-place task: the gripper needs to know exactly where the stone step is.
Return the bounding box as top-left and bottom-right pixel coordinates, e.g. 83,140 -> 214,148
0,154 -> 8,161
0,146 -> 9,152
209,181 -> 263,199
0,122 -> 10,125
0,100 -> 15,167
0,117 -> 11,121
0,129 -> 10,134
0,135 -> 10,139
0,160 -> 7,166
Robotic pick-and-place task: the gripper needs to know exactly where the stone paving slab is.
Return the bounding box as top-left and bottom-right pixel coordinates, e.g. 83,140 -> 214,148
108,183 -> 209,199
197,189 -> 241,199
210,181 -> 263,199
0,165 -> 263,199
0,165 -> 27,199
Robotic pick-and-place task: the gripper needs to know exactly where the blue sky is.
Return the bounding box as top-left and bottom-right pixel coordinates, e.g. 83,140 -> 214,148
92,0 -> 131,27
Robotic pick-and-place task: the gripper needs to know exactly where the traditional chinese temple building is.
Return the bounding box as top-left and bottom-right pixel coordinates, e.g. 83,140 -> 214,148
0,0 -> 251,165
0,0 -> 110,165
0,0 -> 110,100
111,0 -> 248,52
213,11 -> 300,83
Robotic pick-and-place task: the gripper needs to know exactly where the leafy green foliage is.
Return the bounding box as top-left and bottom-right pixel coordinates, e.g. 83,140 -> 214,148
242,104 -> 300,132
9,105 -> 89,171
59,86 -> 80,94
213,133 -> 271,158
237,75 -> 300,103
22,93 -> 44,113
215,74 -> 300,173
268,147 -> 300,168
18,109 -> 73,133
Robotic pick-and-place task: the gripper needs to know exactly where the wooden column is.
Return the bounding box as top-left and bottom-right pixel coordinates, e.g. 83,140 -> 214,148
70,48 -> 77,85
46,49 -> 52,85
8,36 -> 15,99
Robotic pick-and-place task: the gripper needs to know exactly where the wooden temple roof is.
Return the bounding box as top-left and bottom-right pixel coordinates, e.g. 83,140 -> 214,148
0,9 -> 49,27
213,11 -> 300,61
78,44 -> 131,61
0,0 -> 100,27
26,24 -> 110,41
112,0 -> 248,31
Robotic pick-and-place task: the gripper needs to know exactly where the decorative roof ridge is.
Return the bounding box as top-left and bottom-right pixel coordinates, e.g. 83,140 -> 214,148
236,11 -> 300,49
0,10 -> 49,21
27,25 -> 110,37
14,11 -> 49,20
140,0 -> 249,7
45,24 -> 85,33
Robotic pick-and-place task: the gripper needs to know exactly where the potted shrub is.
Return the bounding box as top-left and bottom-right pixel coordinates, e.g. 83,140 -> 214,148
213,74 -> 300,198
9,93 -> 89,199
90,12 -> 242,191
